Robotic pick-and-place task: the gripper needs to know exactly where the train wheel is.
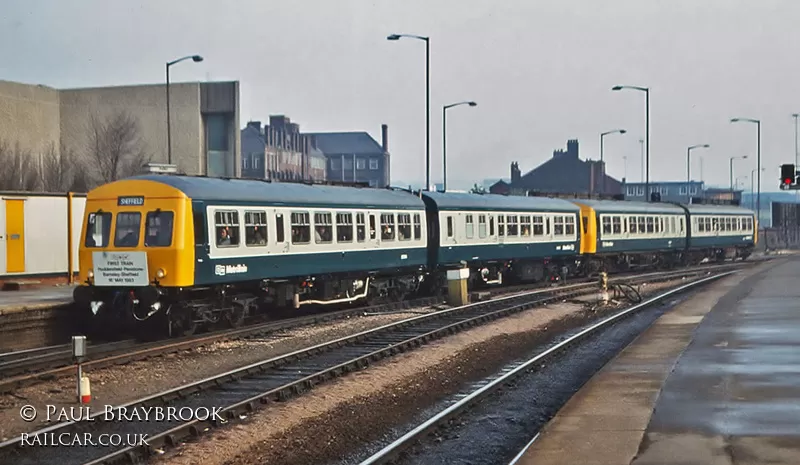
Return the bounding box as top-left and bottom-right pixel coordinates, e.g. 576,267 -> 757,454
169,306 -> 198,337
225,301 -> 247,328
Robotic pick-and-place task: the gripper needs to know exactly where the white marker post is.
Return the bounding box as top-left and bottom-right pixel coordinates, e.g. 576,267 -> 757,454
72,336 -> 87,403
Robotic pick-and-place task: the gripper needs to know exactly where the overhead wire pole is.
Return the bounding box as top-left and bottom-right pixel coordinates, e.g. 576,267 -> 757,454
166,55 -> 204,166
387,33 -> 430,190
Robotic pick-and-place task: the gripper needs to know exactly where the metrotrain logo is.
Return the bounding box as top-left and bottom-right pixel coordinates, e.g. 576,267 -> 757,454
214,264 -> 249,276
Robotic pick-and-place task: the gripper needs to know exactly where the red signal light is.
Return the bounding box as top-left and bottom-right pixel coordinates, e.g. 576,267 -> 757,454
785,178 -> 793,185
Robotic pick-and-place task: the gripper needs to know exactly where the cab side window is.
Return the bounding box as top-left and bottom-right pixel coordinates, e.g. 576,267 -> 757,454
145,211 -> 174,247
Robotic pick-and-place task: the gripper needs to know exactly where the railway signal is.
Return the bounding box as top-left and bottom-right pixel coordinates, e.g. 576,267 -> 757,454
780,164 -> 797,189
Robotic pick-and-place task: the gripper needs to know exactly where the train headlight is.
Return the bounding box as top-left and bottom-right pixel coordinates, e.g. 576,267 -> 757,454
156,268 -> 166,279
87,269 -> 94,279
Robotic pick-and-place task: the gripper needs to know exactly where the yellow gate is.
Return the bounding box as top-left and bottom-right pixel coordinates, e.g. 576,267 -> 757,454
5,199 -> 25,273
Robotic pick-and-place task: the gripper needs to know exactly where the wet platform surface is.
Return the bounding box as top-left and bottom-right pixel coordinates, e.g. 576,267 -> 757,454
0,286 -> 75,313
515,257 -> 800,465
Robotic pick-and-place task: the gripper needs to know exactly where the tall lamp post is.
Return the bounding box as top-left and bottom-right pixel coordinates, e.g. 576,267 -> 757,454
612,85 -> 649,199
442,101 -> 477,192
750,168 -> 764,210
728,155 -> 748,192
599,129 -> 626,195
166,55 -> 203,166
730,117 -> 760,216
687,144 -> 710,203
388,33 -> 430,190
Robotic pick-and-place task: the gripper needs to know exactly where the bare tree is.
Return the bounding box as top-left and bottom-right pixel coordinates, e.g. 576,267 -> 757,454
0,140 -> 40,191
88,111 -> 151,184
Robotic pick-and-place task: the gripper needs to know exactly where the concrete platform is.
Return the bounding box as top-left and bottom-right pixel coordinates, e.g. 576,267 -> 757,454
0,286 -> 75,315
514,257 -> 800,465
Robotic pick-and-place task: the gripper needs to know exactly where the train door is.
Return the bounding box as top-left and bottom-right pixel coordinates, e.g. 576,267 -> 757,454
274,211 -> 289,253
4,199 -> 25,273
369,213 -> 379,248
192,201 -> 209,269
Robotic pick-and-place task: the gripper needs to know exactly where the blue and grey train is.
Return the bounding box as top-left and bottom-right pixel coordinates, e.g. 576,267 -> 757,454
74,175 -> 756,336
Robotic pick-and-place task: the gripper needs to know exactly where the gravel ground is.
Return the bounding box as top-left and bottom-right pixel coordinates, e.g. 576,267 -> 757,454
151,279 -> 687,465
0,308 -> 440,441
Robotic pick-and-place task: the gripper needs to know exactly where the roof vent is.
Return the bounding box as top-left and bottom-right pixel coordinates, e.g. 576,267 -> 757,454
142,163 -> 178,174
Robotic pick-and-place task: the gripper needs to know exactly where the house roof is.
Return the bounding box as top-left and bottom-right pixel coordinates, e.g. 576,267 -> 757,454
122,175 -> 424,209
305,132 -> 384,155
422,191 -> 580,213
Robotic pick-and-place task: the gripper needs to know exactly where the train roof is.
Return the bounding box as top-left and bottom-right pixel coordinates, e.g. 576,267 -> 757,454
571,199 -> 686,214
683,204 -> 755,215
125,175 -> 426,209
421,191 -> 580,212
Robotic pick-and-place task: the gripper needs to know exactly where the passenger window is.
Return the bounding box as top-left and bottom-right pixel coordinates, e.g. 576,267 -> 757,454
646,217 -> 654,233
193,211 -> 206,246
602,217 -> 612,234
507,215 -> 519,236
357,213 -> 366,242
612,216 -> 621,234
629,216 -> 637,234
214,211 -> 240,247
520,215 -> 531,237
145,211 -> 174,247
398,213 -> 412,241
114,212 -> 142,247
478,215 -> 487,238
380,213 -> 395,241
275,213 -> 285,243
446,216 -> 454,238
85,212 -> 112,248
498,215 -> 505,236
244,211 -> 267,247
489,216 -> 495,236
545,217 -> 551,235
565,216 -> 575,235
532,216 -> 544,236
553,216 -> 564,235
291,212 -> 310,244
336,212 -> 354,242
413,214 -> 422,240
465,214 -> 474,239
314,212 -> 333,243
369,215 -> 377,239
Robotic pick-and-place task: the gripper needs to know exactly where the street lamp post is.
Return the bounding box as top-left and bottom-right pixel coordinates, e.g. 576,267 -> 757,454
599,129 -> 626,195
166,55 -> 203,166
388,33 -> 430,190
729,155 -> 748,192
442,101 -> 477,192
612,85 -> 649,199
731,118 -> 760,217
750,168 -> 764,211
687,144 -> 710,203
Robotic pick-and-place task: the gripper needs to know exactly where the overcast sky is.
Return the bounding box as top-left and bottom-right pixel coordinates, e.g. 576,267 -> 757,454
2,0 -> 799,190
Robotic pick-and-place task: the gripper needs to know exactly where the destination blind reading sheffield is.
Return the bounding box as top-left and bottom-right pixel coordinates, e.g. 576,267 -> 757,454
118,196 -> 145,206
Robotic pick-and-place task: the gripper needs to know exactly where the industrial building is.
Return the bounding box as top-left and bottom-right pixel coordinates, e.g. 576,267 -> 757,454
0,78 -> 241,189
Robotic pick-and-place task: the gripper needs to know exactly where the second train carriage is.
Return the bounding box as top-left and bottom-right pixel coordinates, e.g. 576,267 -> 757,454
74,175 -> 429,336
571,199 -> 689,271
420,191 -> 582,285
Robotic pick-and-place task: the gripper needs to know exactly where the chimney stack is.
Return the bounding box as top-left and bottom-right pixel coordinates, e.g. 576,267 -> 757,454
381,124 -> 389,152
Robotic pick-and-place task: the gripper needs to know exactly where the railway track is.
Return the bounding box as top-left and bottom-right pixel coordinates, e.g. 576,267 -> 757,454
0,261 -> 749,394
0,263 -> 750,465
357,271 -> 735,465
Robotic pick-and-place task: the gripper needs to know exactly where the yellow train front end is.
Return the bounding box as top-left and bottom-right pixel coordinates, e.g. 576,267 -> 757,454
74,179 -> 195,337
